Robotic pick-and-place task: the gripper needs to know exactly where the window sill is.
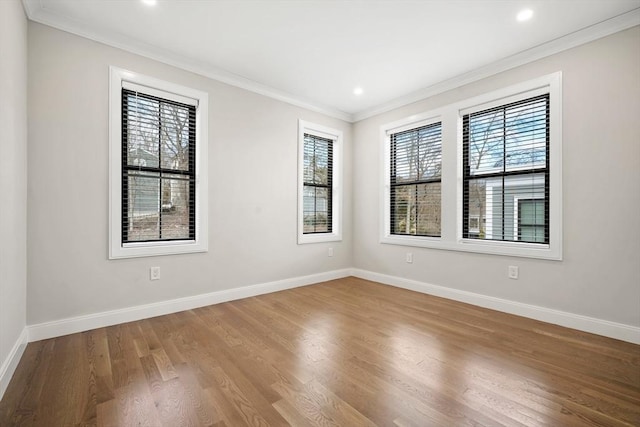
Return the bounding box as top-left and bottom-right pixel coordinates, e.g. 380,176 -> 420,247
380,234 -> 562,260
298,232 -> 342,245
109,239 -> 208,259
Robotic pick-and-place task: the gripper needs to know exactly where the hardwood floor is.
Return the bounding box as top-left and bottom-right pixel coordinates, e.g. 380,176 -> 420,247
1,277 -> 639,426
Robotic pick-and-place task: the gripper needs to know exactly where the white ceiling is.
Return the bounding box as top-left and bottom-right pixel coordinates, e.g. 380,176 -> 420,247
23,0 -> 640,121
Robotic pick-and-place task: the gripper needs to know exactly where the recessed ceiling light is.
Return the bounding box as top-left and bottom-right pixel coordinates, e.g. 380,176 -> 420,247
517,9 -> 534,22
141,0 -> 157,6
353,87 -> 363,96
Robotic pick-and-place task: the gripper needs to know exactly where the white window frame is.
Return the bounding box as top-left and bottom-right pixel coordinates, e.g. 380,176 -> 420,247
109,67 -> 209,259
380,72 -> 562,260
297,120 -> 342,244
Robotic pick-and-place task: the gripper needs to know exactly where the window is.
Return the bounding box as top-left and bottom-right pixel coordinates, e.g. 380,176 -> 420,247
303,133 -> 333,233
109,67 -> 208,258
390,123 -> 442,237
298,120 -> 342,244
462,94 -> 549,244
380,72 -> 562,259
516,198 -> 545,243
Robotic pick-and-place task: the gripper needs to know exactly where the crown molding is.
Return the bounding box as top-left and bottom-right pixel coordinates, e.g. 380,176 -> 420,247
21,1 -> 639,124
21,0 -> 354,122
353,8 -> 640,122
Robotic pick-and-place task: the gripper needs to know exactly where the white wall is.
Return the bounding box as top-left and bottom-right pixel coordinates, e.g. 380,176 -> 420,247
0,0 -> 28,395
27,22 -> 352,326
352,26 -> 640,328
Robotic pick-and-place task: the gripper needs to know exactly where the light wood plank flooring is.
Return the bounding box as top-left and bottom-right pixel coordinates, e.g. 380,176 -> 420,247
1,277 -> 639,426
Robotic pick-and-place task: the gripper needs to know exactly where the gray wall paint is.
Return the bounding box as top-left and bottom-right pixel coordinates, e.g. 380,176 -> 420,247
352,26 -> 640,327
0,0 -> 28,366
27,22 -> 352,325
23,20 -> 640,331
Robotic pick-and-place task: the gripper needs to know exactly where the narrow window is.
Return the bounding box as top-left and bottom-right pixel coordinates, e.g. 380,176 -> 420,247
390,123 -> 442,237
297,120 -> 342,244
462,94 -> 549,244
302,133 -> 333,234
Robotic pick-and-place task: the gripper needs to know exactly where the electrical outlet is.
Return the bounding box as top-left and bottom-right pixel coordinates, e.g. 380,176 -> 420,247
150,266 -> 161,281
508,265 -> 519,279
328,247 -> 334,257
406,253 -> 413,264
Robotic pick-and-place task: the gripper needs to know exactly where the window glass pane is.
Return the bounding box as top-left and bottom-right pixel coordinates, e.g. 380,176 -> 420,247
393,123 -> 442,183
519,225 -> 545,243
391,183 -> 441,237
468,97 -> 547,175
126,172 -> 192,242
303,186 -> 330,233
467,179 -> 488,239
391,185 -> 415,235
466,174 -> 546,242
160,103 -> 191,171
468,110 -> 504,176
303,134 -> 332,186
504,99 -> 547,172
160,174 -> 191,239
127,172 -> 160,241
416,182 -> 441,236
520,199 -> 545,225
126,94 -> 160,168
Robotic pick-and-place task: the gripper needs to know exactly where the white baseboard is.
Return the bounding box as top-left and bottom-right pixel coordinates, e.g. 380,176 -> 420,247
28,269 -> 351,342
0,327 -> 28,401
350,269 -> 640,345
24,267 -> 640,345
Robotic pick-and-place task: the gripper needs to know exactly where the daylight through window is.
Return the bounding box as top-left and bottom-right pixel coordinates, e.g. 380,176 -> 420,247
302,133 -> 333,234
122,89 -> 196,243
390,123 -> 442,237
462,94 -> 549,244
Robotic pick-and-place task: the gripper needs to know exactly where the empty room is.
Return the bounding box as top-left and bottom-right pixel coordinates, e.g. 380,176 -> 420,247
1,0 -> 639,425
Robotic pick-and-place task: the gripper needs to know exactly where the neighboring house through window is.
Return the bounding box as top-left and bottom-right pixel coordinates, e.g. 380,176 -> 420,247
462,94 -> 549,244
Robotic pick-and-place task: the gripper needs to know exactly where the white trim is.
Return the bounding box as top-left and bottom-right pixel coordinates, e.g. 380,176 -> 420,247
297,120 -> 343,244
455,72 -> 563,260
350,269 -> 640,345
353,9 -> 640,121
109,66 -> 209,259
21,2 -> 639,123
0,328 -> 28,400
21,0 -> 351,122
27,269 -> 351,342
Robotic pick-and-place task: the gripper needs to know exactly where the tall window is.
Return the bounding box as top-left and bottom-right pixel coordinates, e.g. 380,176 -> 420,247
463,94 -> 549,244
109,67 -> 208,259
297,120 -> 342,244
390,123 -> 442,237
302,134 -> 333,233
122,89 -> 196,243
